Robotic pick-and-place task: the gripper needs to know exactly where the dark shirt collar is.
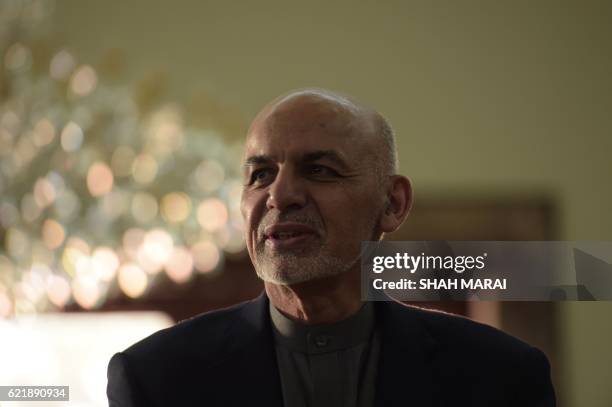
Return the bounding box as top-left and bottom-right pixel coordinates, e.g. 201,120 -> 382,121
269,301 -> 375,354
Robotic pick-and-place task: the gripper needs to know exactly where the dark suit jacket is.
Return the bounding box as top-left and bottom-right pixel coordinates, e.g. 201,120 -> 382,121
107,293 -> 555,406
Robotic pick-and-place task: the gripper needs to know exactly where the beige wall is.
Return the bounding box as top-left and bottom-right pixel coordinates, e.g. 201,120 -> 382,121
54,1 -> 612,405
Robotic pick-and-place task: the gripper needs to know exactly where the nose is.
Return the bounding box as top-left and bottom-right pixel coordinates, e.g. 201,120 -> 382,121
266,166 -> 307,211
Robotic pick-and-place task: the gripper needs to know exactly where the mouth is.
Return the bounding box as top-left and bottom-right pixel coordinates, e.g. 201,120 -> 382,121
270,231 -> 304,239
263,223 -> 319,250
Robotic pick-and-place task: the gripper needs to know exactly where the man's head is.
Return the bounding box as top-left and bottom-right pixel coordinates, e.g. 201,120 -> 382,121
241,89 -> 411,285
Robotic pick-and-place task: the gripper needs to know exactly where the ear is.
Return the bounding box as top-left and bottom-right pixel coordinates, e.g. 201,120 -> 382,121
379,175 -> 413,233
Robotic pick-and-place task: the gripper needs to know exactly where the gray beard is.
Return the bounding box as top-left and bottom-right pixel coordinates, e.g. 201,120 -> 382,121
253,249 -> 359,285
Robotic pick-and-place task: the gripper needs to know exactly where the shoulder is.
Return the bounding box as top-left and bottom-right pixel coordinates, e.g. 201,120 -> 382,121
107,296 -> 270,405
386,301 -> 548,368
415,303 -> 555,404
382,302 -> 555,405
121,297 -> 257,366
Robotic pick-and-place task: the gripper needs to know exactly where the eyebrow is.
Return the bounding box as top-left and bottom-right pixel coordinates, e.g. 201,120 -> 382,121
243,155 -> 272,168
243,150 -> 350,170
302,150 -> 349,170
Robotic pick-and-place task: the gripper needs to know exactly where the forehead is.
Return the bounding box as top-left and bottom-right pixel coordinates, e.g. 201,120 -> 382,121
245,97 -> 373,163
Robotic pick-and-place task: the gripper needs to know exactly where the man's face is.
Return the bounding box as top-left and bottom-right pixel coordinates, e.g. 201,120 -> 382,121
241,97 -> 386,285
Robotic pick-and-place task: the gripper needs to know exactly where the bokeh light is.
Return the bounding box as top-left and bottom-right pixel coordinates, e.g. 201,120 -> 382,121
136,229 -> 173,274
0,7 -> 245,316
118,263 -> 148,298
70,65 -> 97,97
46,274 -> 71,308
33,177 -> 57,208
60,121 -> 84,152
131,153 -> 158,184
160,192 -> 191,224
91,247 -> 120,282
146,105 -> 184,156
0,290 -> 13,318
101,189 -> 129,220
72,273 -> 100,310
61,237 -> 91,276
165,246 -> 194,283
191,240 -> 221,273
197,198 -> 228,232
4,42 -> 31,71
32,118 -> 56,147
41,219 -> 65,250
19,266 -> 48,305
122,228 -> 145,260
86,162 -> 114,197
66,236 -> 91,255
49,49 -> 76,80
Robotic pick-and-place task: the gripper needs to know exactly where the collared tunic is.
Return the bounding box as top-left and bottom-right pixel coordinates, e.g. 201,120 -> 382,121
269,302 -> 380,407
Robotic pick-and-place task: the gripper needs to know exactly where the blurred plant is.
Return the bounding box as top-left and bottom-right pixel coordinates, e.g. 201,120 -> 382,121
0,0 -> 247,317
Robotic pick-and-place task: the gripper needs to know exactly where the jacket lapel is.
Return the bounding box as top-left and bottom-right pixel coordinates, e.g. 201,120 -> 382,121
375,300 -> 437,407
218,293 -> 284,407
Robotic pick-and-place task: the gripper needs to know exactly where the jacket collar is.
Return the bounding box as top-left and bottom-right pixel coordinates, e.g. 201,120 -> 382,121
217,292 -> 284,407
232,292 -> 437,407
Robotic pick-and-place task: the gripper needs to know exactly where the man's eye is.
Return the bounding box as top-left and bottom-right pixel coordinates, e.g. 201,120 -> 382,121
306,164 -> 337,176
250,169 -> 273,184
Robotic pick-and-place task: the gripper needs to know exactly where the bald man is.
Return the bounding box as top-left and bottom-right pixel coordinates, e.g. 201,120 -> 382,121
107,89 -> 556,407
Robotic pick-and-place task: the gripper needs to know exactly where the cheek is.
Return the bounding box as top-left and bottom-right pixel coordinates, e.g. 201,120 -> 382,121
240,192 -> 263,242
242,187 -> 275,224
319,189 -> 380,240
240,196 -> 251,228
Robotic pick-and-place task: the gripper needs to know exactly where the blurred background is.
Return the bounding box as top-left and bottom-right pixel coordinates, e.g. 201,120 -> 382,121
0,1 -> 610,406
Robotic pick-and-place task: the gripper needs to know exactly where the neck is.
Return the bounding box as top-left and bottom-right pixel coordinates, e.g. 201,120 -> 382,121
265,270 -> 362,325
